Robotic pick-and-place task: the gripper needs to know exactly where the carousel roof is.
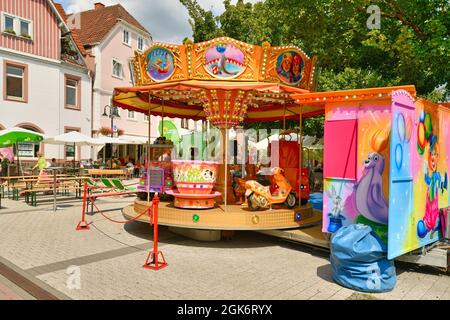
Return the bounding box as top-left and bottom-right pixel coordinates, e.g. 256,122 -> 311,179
112,37 -> 322,124
113,80 -> 323,122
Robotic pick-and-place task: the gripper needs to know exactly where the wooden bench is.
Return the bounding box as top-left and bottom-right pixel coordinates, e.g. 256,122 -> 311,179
23,182 -> 84,207
3,174 -> 74,199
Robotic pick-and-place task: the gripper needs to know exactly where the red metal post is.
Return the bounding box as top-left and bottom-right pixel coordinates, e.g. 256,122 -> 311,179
143,193 -> 168,270
153,193 -> 159,265
76,182 -> 90,230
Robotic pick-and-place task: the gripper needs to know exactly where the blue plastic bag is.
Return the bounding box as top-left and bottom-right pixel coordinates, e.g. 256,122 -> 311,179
330,224 -> 396,293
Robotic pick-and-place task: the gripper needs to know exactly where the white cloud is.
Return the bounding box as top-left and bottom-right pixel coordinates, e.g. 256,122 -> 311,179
61,0 -> 262,43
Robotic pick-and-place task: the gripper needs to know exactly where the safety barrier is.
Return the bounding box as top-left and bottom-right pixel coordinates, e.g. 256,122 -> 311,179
76,182 -> 168,270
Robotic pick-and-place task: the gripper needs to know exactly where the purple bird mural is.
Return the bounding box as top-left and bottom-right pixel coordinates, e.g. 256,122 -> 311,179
355,152 -> 389,225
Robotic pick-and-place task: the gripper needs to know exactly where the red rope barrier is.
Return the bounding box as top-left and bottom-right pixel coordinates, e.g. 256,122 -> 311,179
91,199 -> 152,224
76,182 -> 167,271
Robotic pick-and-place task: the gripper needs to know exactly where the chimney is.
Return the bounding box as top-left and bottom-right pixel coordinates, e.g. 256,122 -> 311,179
94,2 -> 105,10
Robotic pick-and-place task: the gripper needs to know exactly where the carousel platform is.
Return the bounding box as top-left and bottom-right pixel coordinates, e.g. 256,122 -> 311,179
122,199 -> 319,231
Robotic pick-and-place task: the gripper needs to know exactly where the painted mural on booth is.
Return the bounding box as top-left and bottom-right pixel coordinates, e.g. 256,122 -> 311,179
387,94 -> 449,259
323,106 -> 391,242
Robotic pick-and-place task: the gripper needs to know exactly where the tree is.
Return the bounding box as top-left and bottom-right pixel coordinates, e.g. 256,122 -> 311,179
180,0 -> 449,136
179,0 -> 222,41
180,0 -> 449,98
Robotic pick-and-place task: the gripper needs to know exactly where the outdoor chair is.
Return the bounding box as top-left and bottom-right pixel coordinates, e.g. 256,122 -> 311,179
110,179 -> 137,191
100,178 -> 114,189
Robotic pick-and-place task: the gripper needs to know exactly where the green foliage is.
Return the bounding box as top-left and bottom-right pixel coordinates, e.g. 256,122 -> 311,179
179,0 -> 222,41
180,0 -> 450,136
318,68 -> 401,92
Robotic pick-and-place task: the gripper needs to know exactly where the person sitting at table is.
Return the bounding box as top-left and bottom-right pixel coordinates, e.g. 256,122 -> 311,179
125,159 -> 134,177
113,158 -> 121,169
0,153 -> 9,178
134,160 -> 141,178
80,158 -> 93,168
50,158 -> 58,167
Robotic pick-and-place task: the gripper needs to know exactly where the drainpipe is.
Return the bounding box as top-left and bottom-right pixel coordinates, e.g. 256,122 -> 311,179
89,68 -> 95,159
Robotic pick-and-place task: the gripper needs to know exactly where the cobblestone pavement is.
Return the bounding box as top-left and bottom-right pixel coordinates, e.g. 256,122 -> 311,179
0,195 -> 449,300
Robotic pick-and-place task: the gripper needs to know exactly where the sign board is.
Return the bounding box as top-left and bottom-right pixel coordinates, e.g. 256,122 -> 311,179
17,143 -> 35,157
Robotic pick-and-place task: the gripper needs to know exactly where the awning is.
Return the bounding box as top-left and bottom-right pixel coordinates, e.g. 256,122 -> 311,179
113,80 -> 323,122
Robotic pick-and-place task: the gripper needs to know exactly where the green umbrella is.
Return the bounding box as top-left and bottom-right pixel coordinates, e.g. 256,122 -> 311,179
0,127 -> 44,175
0,127 -> 44,146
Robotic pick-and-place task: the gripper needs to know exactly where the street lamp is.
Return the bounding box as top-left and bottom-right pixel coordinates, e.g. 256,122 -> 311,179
102,105 -> 120,169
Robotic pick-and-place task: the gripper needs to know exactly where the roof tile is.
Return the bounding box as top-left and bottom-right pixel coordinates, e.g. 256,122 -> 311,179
72,4 -> 150,46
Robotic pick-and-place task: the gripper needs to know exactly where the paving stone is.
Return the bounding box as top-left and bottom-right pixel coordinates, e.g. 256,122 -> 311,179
0,197 -> 449,300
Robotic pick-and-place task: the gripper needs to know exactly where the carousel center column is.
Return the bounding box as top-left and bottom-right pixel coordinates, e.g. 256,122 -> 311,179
204,89 -> 249,207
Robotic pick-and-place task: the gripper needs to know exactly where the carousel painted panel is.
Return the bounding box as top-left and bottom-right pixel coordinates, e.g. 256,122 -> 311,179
135,43 -> 187,85
191,37 -> 258,81
388,93 -> 449,259
261,43 -> 316,90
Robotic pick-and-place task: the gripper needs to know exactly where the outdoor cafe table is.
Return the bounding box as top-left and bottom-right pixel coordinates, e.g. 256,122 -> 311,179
44,167 -> 86,211
36,174 -> 90,211
45,167 -> 63,211
1,174 -> 73,199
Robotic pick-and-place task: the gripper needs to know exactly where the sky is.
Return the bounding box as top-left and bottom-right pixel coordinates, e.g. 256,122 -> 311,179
59,0 -> 261,43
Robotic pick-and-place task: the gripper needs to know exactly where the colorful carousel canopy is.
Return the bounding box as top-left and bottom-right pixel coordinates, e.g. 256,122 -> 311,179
113,37 -> 323,127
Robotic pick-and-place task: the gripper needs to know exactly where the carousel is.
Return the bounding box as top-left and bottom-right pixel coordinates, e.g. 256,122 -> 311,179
114,37 -> 324,234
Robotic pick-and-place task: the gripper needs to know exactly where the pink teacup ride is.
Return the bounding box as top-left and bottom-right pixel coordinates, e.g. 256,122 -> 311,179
166,160 -> 221,209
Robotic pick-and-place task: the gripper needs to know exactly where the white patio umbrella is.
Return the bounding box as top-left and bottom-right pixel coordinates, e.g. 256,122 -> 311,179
119,134 -> 148,144
43,131 -> 105,146
92,135 -> 129,168
93,135 -> 128,145
43,131 -> 105,169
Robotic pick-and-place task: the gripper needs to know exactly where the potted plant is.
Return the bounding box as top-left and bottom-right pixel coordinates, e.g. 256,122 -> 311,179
99,127 -> 112,136
4,29 -> 16,35
20,33 -> 31,39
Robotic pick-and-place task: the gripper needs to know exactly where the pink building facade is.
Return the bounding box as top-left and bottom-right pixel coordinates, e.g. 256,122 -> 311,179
0,0 -> 92,164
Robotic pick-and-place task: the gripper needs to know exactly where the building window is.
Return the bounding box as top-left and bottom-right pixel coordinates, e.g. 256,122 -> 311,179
20,20 -> 30,37
64,75 -> 81,110
123,29 -> 130,45
2,13 -> 32,39
128,58 -> 136,84
4,15 -> 14,32
127,110 -> 136,120
112,59 -> 123,78
4,61 -> 27,102
137,37 -> 144,51
65,128 -> 80,160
